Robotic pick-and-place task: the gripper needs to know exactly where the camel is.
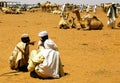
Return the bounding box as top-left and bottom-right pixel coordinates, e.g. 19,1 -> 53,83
41,1 -> 58,13
58,12 -> 76,29
81,16 -> 103,30
72,9 -> 103,30
14,8 -> 22,14
40,1 -> 51,12
101,3 -> 112,13
51,10 -> 62,14
50,3 -> 59,11
1,7 -> 22,14
45,2 -> 52,12
1,7 -> 14,14
68,16 -> 76,29
59,12 -> 70,29
41,4 -> 46,12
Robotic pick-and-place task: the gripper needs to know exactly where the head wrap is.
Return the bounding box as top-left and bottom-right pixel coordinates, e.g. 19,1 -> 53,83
21,33 -> 29,38
38,31 -> 48,37
44,39 -> 55,49
21,33 -> 30,43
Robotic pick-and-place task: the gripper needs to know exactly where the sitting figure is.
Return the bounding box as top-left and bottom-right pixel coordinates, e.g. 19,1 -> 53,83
9,33 -> 34,72
28,39 -> 64,78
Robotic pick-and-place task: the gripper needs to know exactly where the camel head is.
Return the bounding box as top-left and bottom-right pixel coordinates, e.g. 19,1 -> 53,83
72,8 -> 81,21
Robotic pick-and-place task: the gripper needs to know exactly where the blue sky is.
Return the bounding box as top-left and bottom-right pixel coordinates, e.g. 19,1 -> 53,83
0,0 -> 120,5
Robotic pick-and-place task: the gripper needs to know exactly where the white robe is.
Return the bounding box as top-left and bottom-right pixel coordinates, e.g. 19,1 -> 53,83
35,49 -> 60,78
28,39 -> 64,78
107,5 -> 118,26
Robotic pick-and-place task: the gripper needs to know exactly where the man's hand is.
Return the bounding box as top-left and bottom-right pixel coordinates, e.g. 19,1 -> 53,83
29,41 -> 36,45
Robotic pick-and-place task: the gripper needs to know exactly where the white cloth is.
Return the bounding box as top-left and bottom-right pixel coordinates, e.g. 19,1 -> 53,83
107,6 -> 115,24
107,5 -> 118,25
80,4 -> 83,12
38,39 -> 58,52
44,39 -> 58,51
36,39 -> 60,78
21,33 -> 29,38
38,31 -> 48,37
93,5 -> 97,13
38,40 -> 45,52
61,4 -> 66,12
35,49 -> 60,78
86,5 -> 90,13
28,39 -> 61,78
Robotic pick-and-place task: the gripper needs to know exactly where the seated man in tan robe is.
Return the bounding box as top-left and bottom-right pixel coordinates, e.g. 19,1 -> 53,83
9,33 -> 34,72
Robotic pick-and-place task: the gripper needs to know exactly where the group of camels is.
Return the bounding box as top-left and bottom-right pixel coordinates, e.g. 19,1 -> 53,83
0,7 -> 22,14
0,1 -> 119,30
59,9 -> 103,30
40,1 -> 59,12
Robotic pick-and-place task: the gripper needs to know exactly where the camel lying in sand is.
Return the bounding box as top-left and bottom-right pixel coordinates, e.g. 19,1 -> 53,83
1,7 -> 22,14
59,12 -> 76,29
80,14 -> 103,30
1,7 -> 13,14
59,12 -> 69,29
72,9 -> 103,30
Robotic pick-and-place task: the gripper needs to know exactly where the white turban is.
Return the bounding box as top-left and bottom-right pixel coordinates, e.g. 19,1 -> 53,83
21,33 -> 29,38
38,31 -> 48,37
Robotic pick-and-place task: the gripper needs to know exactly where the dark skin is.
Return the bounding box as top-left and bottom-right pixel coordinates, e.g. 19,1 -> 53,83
41,35 -> 48,45
28,41 -> 36,45
19,37 -> 36,55
21,37 -> 35,45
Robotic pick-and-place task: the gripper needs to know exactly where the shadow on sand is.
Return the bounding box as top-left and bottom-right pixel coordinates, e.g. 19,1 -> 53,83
0,71 -> 19,77
30,71 -> 69,80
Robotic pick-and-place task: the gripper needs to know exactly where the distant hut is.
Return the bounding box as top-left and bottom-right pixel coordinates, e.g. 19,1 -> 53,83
0,1 -> 20,7
0,1 -> 7,7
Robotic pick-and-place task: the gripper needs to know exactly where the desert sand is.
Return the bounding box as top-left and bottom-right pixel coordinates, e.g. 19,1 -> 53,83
0,7 -> 120,83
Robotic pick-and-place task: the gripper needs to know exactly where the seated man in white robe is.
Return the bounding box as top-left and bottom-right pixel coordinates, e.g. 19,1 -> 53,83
27,39 -> 64,78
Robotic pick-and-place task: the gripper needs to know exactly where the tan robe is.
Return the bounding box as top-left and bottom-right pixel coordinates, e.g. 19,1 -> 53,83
9,41 -> 29,70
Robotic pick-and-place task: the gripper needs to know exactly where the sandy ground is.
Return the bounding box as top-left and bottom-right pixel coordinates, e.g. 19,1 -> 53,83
0,7 -> 120,83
